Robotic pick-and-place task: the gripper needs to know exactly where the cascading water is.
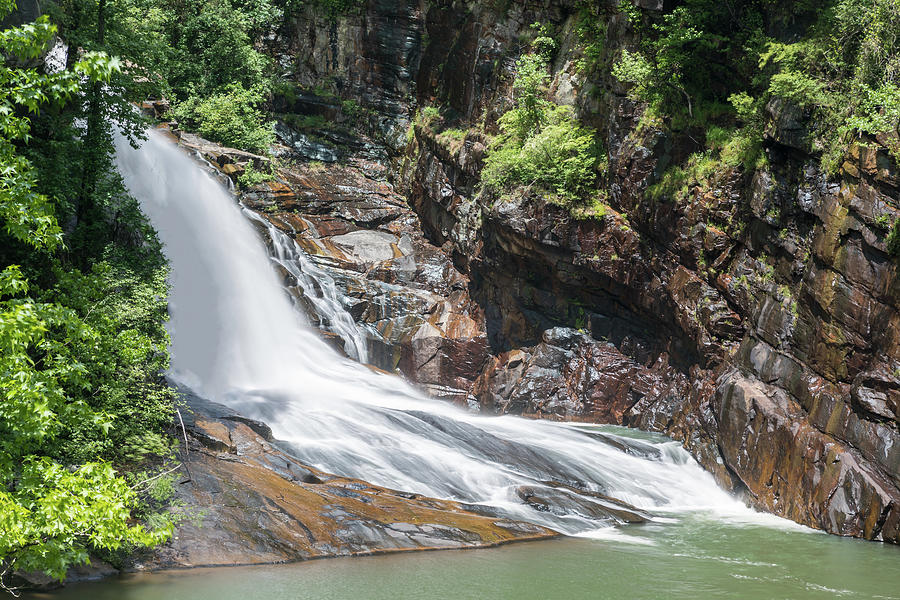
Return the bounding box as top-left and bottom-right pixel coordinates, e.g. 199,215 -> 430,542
115,129 -> 784,539
244,210 -> 368,363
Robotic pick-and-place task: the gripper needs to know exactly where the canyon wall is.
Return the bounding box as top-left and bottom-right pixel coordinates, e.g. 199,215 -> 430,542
259,0 -> 900,542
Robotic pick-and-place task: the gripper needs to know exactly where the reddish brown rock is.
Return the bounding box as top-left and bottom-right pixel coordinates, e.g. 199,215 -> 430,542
473,327 -> 684,423
135,396 -> 556,570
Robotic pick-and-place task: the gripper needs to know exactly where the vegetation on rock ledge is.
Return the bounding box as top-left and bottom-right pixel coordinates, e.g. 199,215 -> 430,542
613,0 -> 900,172
482,45 -> 603,209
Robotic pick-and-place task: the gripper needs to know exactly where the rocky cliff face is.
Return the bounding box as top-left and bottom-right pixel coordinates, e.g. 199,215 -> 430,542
257,0 -> 900,543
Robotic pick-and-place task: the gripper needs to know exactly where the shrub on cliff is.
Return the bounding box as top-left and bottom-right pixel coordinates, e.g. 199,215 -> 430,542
502,54 -> 552,140
887,219 -> 900,258
173,85 -> 274,153
482,55 -> 600,204
613,0 -> 900,172
483,105 -> 599,202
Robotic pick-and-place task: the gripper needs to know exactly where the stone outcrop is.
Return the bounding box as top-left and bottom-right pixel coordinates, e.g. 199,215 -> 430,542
473,327 -> 685,423
177,130 -> 491,406
270,0 -> 424,150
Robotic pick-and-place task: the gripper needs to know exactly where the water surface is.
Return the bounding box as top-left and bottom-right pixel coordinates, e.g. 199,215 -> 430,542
27,520 -> 900,599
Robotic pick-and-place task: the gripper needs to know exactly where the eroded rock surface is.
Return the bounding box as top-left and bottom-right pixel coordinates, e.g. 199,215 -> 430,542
135,393 -> 555,570
238,0 -> 900,544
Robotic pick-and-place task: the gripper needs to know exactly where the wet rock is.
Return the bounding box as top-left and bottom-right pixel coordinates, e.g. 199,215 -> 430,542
137,393 -> 556,570
275,122 -> 341,163
330,230 -> 405,263
515,485 -> 649,524
223,415 -> 274,442
273,0 -> 420,150
851,368 -> 900,422
10,558 -> 118,591
217,152 -> 491,403
714,370 -> 900,543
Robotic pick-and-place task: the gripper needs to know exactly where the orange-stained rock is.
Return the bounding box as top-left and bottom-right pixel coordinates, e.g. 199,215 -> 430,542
138,396 -> 556,570
220,163 -> 243,177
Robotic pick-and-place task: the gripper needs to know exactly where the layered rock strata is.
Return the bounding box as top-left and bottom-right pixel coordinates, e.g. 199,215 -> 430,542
249,0 -> 900,543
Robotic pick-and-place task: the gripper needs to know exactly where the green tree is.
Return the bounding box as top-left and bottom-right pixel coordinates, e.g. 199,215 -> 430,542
613,0 -> 769,120
0,2 -> 172,590
161,0 -> 277,152
503,54 -> 552,140
482,53 -> 600,205
614,0 -> 900,171
40,0 -> 171,260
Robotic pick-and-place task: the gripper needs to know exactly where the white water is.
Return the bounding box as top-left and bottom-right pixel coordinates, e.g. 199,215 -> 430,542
244,210 -> 368,363
115,130 -> 790,537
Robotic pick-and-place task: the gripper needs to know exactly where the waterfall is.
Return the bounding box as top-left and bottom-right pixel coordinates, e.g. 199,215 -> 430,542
115,129 -> 773,538
244,210 -> 368,363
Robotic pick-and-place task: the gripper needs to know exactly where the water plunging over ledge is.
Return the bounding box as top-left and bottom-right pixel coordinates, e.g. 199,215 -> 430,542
244,209 -> 369,364
114,129 -> 789,538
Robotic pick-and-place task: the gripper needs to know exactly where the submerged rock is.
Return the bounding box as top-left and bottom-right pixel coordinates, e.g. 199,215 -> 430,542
515,485 -> 649,524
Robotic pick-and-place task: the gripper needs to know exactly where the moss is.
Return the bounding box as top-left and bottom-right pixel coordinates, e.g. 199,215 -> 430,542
887,218 -> 900,258
418,106 -> 442,127
237,162 -> 275,189
281,113 -> 329,130
435,127 -> 468,154
569,195 -> 610,221
647,124 -> 763,204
